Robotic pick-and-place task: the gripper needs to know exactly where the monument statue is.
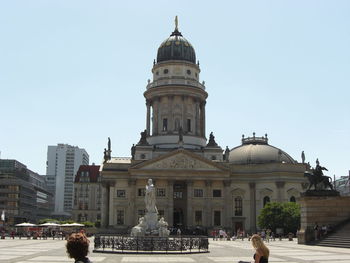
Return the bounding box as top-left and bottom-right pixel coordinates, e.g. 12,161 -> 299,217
301,151 -> 305,164
145,179 -> 158,214
131,144 -> 136,160
137,130 -> 149,146
130,178 -> 169,237
178,126 -> 183,142
304,159 -> 334,191
207,132 -> 218,147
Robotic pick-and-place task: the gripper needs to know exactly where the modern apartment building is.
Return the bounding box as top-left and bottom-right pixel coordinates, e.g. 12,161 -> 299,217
46,144 -> 89,217
72,164 -> 101,223
0,159 -> 53,224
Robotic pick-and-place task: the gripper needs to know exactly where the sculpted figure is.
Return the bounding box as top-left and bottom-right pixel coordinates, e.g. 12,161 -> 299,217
158,217 -> 170,237
145,179 -> 158,213
130,217 -> 147,237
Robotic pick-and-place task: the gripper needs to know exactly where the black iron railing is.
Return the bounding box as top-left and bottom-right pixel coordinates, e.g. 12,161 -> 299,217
93,235 -> 209,253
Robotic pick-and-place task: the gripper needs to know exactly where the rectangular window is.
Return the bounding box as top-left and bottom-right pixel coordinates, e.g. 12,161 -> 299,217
117,210 -> 124,225
163,118 -> 168,131
194,189 -> 203,197
213,189 -> 222,197
214,210 -> 221,226
157,188 -> 166,197
174,191 -> 183,199
117,190 -> 126,198
187,119 -> 191,132
138,188 -> 145,196
195,210 -> 202,225
234,197 -> 243,216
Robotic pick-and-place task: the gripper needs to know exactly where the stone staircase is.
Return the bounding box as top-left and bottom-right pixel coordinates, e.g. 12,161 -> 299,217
317,221 -> 350,248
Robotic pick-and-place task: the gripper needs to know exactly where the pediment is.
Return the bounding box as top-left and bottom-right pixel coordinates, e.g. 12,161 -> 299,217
133,149 -> 225,172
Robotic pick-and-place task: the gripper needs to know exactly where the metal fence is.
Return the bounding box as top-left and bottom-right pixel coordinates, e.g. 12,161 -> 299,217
93,235 -> 209,254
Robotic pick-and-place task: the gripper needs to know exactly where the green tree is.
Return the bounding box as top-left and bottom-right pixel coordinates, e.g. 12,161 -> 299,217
258,202 -> 300,234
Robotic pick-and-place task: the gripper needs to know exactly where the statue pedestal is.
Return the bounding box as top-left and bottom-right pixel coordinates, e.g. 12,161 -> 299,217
144,212 -> 158,231
301,190 -> 340,197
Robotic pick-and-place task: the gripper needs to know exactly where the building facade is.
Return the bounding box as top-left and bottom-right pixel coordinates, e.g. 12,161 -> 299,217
46,144 -> 89,217
334,173 -> 350,196
100,21 -> 307,233
0,159 -> 53,225
72,164 -> 101,223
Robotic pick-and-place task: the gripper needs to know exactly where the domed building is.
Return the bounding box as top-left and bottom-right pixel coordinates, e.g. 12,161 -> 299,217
99,19 -> 307,234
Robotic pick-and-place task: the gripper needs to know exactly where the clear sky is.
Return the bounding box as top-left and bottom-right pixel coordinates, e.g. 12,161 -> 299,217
1,1 -> 349,179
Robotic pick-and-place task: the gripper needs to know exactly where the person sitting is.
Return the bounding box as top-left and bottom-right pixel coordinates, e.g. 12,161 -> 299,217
66,233 -> 92,263
251,234 -> 269,263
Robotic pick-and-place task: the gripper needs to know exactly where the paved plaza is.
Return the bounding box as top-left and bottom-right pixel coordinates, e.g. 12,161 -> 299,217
0,238 -> 350,263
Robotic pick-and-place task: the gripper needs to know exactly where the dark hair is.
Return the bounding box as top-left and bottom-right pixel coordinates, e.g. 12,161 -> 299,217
66,233 -> 90,260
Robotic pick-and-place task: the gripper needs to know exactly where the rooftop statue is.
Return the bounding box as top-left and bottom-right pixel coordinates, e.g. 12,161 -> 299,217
304,159 -> 333,191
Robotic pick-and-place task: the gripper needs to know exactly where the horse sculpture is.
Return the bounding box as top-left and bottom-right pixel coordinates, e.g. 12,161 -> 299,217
304,171 -> 333,190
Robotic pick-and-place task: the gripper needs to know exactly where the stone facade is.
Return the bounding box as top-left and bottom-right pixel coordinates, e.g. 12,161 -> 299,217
100,21 -> 308,234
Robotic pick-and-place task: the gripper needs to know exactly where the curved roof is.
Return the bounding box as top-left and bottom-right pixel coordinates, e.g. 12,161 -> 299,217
157,28 -> 196,64
228,134 -> 296,165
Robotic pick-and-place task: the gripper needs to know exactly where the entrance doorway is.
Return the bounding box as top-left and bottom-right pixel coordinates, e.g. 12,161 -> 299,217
234,222 -> 243,234
173,181 -> 187,228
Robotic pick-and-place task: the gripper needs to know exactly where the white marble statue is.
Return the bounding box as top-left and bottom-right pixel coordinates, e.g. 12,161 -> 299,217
130,217 -> 147,237
158,217 -> 170,237
145,179 -> 158,213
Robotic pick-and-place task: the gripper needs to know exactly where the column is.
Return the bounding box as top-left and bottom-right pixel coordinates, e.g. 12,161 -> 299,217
186,180 -> 193,227
168,95 -> 174,132
202,101 -> 206,137
195,100 -> 200,136
146,100 -> 151,136
167,180 -> 174,226
249,182 -> 256,233
205,180 -> 212,227
128,179 -> 137,225
223,180 -> 232,228
182,96 -> 187,131
153,98 -> 159,135
275,181 -> 285,202
109,183 -> 115,227
101,182 -> 109,228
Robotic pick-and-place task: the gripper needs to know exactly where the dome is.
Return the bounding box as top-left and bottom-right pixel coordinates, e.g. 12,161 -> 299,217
157,28 -> 196,64
228,134 -> 296,165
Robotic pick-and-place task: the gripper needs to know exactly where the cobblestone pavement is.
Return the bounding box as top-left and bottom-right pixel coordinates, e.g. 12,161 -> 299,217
1,238 -> 350,263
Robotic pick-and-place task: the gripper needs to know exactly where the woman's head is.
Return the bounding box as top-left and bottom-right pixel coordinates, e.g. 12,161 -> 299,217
66,233 -> 90,260
251,234 -> 269,257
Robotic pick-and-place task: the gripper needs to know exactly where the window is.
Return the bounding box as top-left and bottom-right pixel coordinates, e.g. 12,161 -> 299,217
195,210 -> 202,225
163,118 -> 168,131
194,189 -> 203,197
213,189 -> 222,197
187,69 -> 191,75
211,155 -> 216,160
138,188 -> 145,196
117,190 -> 126,198
175,118 -> 180,131
157,188 -> 166,197
290,196 -> 296,202
187,119 -> 191,132
263,196 -> 270,207
140,154 -> 146,159
163,69 -> 168,74
214,211 -> 221,226
234,196 -> 243,216
174,191 -> 183,199
117,210 -> 124,225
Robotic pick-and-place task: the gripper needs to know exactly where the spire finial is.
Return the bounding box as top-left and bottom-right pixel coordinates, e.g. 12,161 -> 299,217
175,16 -> 178,31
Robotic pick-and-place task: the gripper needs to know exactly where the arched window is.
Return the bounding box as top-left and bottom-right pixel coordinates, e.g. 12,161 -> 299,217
234,196 -> 243,216
290,196 -> 296,202
263,196 -> 270,207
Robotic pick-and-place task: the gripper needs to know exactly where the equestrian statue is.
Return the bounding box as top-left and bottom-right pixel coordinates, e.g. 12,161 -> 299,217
304,159 -> 333,191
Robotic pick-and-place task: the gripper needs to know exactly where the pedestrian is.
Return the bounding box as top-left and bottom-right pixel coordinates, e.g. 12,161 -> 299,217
66,232 -> 92,263
251,234 -> 269,263
313,222 -> 319,241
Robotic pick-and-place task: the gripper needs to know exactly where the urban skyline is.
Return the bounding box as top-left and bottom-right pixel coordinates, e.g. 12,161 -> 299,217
1,1 -> 349,179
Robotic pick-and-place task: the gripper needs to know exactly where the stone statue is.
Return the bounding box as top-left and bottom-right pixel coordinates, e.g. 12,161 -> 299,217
130,217 -> 147,237
207,132 -> 218,147
131,144 -> 136,160
178,126 -> 183,142
103,148 -> 109,163
137,130 -> 149,146
158,217 -> 170,237
314,158 -> 327,177
145,179 -> 157,213
301,151 -> 305,164
108,137 -> 111,153
224,146 -> 230,162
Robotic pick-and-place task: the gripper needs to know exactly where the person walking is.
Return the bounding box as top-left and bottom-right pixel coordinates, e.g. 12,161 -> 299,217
66,233 -> 92,263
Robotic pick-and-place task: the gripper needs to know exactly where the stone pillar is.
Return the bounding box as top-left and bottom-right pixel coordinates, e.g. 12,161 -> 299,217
182,96 -> 187,131
195,100 -> 200,136
146,100 -> 151,136
153,98 -> 159,135
128,179 -> 137,225
167,180 -> 174,226
275,181 -> 285,202
202,101 -> 206,137
205,180 -> 212,227
249,182 -> 256,233
101,182 -> 109,228
168,96 -> 174,132
186,180 -> 194,227
223,180 -> 232,228
109,183 -> 115,227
